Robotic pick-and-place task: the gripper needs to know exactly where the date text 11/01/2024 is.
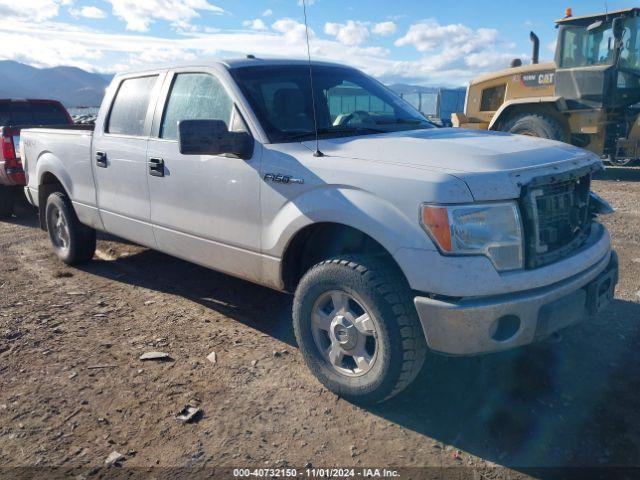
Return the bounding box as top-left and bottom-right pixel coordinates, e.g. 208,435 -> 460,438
232,468 -> 401,478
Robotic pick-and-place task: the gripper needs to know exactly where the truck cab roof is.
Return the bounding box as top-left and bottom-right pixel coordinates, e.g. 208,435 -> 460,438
113,58 -> 356,78
224,57 -> 353,70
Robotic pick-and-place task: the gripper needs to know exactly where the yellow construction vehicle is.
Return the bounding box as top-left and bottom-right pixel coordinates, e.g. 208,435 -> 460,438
452,7 -> 640,165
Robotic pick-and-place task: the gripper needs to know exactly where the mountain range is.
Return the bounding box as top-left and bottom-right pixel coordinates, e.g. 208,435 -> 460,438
0,61 -> 464,110
0,61 -> 112,107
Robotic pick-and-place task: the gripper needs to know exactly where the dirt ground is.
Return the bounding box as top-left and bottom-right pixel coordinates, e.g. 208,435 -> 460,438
1,167 -> 639,479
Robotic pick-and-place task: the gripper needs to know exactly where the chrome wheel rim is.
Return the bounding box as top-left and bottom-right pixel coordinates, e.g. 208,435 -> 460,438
311,290 -> 379,377
50,206 -> 70,251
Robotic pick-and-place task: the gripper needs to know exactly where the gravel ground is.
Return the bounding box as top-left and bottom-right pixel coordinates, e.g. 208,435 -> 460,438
0,167 -> 639,479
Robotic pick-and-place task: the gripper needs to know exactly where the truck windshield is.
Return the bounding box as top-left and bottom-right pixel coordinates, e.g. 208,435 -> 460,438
231,65 -> 434,143
0,101 -> 71,127
560,16 -> 640,70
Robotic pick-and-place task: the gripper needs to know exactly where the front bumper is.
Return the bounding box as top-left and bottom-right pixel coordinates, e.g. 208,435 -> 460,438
414,250 -> 618,355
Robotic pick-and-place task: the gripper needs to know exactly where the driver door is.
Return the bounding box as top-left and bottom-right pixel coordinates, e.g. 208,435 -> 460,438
146,70 -> 263,281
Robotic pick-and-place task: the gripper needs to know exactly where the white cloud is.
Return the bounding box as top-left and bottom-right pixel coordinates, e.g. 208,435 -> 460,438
262,9 -> 273,17
396,20 -> 498,53
324,20 -> 369,46
372,21 -> 396,36
0,14 -> 523,86
466,51 -> 521,69
297,0 -> 315,5
0,0 -> 70,22
391,19 -> 521,74
70,6 -> 107,19
243,18 -> 268,31
0,32 -> 104,71
272,18 -> 313,44
130,45 -> 198,67
0,2 -> 523,85
381,19 -> 527,82
106,0 -> 225,32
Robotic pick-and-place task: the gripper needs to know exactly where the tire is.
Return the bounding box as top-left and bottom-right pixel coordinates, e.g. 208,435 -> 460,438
503,113 -> 567,142
293,255 -> 427,404
0,185 -> 15,219
45,192 -> 96,265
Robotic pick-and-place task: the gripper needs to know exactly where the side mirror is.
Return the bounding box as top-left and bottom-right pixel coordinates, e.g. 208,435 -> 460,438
613,17 -> 625,40
178,119 -> 254,159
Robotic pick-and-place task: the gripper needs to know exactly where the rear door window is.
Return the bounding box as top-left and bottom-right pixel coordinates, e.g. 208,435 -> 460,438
0,102 -> 70,126
160,73 -> 233,141
107,75 -> 159,136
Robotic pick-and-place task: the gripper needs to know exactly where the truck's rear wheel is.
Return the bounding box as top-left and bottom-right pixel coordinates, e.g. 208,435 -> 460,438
45,192 -> 96,265
503,113 -> 566,142
0,185 -> 15,219
293,255 -> 427,404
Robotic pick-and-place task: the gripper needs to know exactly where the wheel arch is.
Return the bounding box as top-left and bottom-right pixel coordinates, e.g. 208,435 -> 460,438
489,96 -> 569,133
282,222 -> 407,292
267,187 -> 436,292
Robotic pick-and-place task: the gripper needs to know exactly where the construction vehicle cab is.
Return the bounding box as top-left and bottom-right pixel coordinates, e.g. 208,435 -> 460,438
453,8 -> 640,165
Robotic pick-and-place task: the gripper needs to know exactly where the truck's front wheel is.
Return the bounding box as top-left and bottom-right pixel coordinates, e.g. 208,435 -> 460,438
45,192 -> 96,265
293,255 -> 427,404
503,113 -> 566,142
0,185 -> 15,219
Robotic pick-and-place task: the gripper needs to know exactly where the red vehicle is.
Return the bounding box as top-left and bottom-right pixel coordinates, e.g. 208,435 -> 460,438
0,99 -> 73,218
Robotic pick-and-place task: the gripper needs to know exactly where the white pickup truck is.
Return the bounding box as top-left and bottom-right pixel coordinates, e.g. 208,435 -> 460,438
21,59 -> 618,404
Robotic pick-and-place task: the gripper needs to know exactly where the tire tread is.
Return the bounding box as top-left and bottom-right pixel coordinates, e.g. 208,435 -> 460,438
299,255 -> 427,402
503,112 -> 566,142
46,192 -> 96,265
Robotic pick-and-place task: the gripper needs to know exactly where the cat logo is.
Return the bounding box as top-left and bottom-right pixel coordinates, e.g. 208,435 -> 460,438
520,71 -> 555,88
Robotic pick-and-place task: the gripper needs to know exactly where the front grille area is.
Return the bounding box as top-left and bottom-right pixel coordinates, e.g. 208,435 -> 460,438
520,172 -> 592,269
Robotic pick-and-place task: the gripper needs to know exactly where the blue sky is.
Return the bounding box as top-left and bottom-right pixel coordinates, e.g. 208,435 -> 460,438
0,0 -> 634,85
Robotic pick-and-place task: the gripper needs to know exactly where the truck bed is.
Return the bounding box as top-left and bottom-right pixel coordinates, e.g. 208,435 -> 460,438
21,127 -> 95,210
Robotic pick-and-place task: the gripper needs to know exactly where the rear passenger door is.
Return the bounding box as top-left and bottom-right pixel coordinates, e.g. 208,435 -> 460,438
92,73 -> 164,248
146,70 -> 262,281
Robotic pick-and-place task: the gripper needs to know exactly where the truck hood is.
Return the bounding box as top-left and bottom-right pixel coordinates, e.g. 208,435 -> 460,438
303,128 -> 603,201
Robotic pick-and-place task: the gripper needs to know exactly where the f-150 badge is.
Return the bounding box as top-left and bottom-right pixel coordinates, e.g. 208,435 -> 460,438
264,173 -> 304,185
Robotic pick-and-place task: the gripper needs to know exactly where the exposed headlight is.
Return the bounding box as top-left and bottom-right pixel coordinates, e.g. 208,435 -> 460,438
420,202 -> 524,271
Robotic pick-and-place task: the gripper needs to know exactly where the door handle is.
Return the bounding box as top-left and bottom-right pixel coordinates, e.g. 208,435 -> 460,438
148,158 -> 165,177
96,151 -> 107,168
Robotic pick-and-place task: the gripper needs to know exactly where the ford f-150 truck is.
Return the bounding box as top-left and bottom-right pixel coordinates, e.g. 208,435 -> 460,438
0,99 -> 73,218
20,59 -> 618,404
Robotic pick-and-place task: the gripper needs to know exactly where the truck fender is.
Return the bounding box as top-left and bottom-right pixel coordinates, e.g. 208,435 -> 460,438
264,186 -> 438,260
35,152 -> 74,199
488,96 -> 567,130
31,152 -> 76,230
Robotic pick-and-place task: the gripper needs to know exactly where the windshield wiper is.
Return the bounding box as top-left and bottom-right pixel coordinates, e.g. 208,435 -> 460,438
374,117 -> 430,126
288,126 -> 386,141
